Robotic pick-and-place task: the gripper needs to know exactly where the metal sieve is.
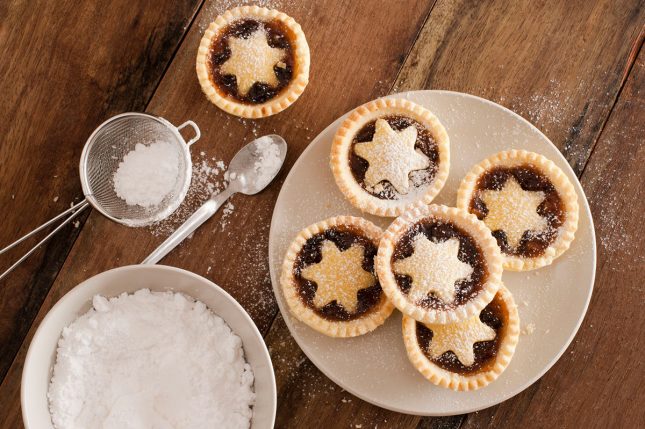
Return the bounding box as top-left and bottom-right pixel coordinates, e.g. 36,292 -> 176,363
0,113 -> 200,280
80,113 -> 199,226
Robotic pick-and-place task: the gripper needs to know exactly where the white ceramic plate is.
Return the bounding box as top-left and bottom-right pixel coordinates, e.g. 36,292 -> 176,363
268,90 -> 596,415
22,265 -> 276,428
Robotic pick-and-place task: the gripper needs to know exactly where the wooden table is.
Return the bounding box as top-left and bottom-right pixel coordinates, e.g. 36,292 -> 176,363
1,1 -> 643,427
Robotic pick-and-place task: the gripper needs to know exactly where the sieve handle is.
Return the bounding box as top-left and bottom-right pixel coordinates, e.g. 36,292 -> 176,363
177,120 -> 201,146
0,200 -> 89,281
141,187 -> 234,265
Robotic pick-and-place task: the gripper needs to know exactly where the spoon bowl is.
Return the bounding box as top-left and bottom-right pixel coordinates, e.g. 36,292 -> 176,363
228,135 -> 287,195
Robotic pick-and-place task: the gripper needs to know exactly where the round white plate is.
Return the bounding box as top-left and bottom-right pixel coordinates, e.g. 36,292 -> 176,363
22,265 -> 276,428
268,90 -> 596,415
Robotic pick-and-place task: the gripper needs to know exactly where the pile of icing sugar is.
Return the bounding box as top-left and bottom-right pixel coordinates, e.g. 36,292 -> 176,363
223,136 -> 282,186
48,289 -> 255,429
113,141 -> 180,207
251,136 -> 283,185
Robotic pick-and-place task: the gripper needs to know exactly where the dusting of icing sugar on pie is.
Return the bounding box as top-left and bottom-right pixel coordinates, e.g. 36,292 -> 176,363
300,240 -> 375,313
425,315 -> 496,366
220,29 -> 286,96
479,176 -> 548,249
393,236 -> 473,304
354,119 -> 430,194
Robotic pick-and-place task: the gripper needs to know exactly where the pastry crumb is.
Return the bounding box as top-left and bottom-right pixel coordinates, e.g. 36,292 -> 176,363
521,323 -> 536,335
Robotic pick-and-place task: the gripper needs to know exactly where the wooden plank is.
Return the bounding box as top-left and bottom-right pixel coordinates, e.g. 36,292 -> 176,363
395,0 -> 644,176
460,45 -> 645,429
0,0 -> 202,383
0,0 -> 436,426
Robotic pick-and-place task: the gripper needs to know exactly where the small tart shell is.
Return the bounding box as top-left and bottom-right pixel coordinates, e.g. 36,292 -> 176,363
331,98 -> 450,217
196,6 -> 310,118
402,284 -> 520,391
456,149 -> 579,271
377,204 -> 503,324
281,216 -> 394,338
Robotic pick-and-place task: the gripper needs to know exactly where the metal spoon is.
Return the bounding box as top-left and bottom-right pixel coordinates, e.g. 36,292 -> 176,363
142,134 -> 287,264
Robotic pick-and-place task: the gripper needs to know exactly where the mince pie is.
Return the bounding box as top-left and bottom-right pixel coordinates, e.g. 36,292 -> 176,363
457,150 -> 579,271
281,216 -> 394,337
331,98 -> 450,217
196,6 -> 310,118
376,204 -> 502,324
402,285 -> 519,391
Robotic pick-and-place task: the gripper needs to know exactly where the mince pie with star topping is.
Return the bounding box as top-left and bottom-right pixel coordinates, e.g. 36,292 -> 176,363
196,6 -> 310,118
377,204 -> 503,324
402,285 -> 519,391
457,150 -> 579,271
331,98 -> 450,217
281,216 -> 394,337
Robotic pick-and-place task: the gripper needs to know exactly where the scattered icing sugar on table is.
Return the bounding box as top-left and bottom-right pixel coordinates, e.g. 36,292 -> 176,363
113,141 -> 180,207
48,289 -> 255,429
149,153 -> 232,236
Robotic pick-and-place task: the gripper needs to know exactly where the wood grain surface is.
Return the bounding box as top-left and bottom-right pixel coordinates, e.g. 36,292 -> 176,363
396,0 -> 644,174
0,0 -> 643,427
0,0 -> 201,382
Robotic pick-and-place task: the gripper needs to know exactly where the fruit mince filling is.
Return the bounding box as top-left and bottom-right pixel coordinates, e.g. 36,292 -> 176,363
416,293 -> 506,374
392,219 -> 488,309
209,19 -> 295,104
293,227 -> 382,321
469,165 -> 565,257
349,115 -> 439,200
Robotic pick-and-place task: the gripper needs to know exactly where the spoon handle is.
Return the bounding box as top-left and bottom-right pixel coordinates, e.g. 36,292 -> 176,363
142,187 -> 234,265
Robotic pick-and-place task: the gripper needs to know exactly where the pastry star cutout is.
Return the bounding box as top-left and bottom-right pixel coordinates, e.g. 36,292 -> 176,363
479,177 -> 548,249
354,119 -> 430,194
393,236 -> 473,304
426,315 -> 496,366
220,29 -> 285,96
301,240 -> 376,313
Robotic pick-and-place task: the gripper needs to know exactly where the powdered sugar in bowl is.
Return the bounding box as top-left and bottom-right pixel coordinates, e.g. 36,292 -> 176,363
21,265 -> 276,429
79,113 -> 202,227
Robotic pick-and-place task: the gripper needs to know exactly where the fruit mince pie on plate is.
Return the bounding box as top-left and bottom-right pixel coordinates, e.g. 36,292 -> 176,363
281,216 -> 394,337
376,204 -> 503,324
331,98 -> 450,217
402,285 -> 519,391
196,6 -> 310,118
457,150 -> 579,271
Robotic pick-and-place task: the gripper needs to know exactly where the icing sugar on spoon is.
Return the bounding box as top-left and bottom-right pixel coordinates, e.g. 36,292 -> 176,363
142,134 -> 287,264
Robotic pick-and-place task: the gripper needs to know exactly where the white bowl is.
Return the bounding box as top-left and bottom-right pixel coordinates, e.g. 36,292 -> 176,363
21,265 -> 276,428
